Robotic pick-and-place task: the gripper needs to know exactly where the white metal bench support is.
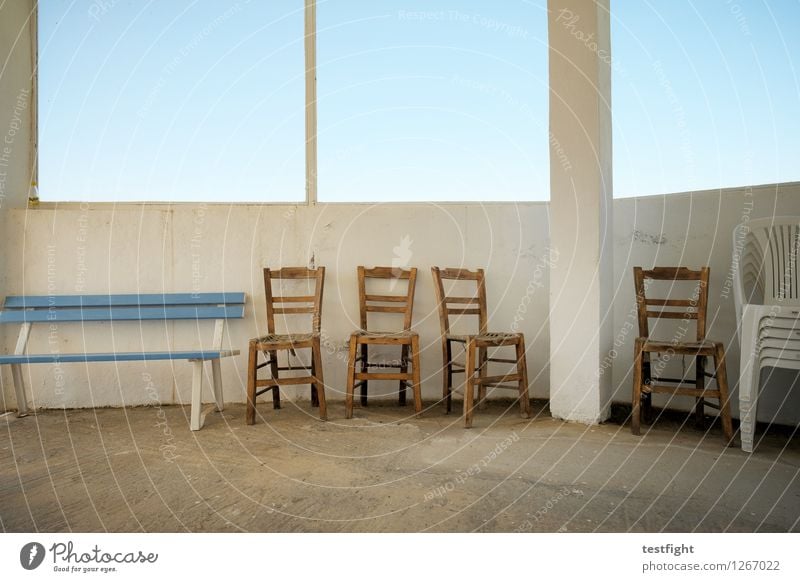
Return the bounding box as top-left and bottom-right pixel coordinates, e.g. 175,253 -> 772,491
12,322 -> 32,417
211,318 -> 225,412
191,359 -> 204,431
189,319 -> 226,431
211,359 -> 224,412
11,365 -> 28,417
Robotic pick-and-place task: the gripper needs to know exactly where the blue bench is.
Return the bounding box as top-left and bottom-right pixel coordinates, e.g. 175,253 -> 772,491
1,292 -> 246,430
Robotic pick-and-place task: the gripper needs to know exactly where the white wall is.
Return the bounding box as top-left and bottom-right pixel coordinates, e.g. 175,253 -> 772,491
2,183 -> 799,425
1,202 -> 552,410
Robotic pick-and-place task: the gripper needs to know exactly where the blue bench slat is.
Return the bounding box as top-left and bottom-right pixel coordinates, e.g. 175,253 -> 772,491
4,293 -> 245,309
0,351 -> 235,364
0,304 -> 245,324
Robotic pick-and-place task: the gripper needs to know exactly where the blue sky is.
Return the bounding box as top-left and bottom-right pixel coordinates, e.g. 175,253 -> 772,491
613,0 -> 800,198
38,1 -> 800,202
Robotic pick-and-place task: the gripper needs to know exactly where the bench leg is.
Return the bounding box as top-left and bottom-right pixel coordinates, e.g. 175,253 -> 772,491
211,359 -> 224,412
191,360 -> 204,431
11,364 -> 29,417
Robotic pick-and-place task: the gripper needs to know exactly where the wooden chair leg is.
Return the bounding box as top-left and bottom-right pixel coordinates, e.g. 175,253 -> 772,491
345,335 -> 358,419
360,343 -> 369,407
464,340 -> 476,428
477,346 -> 488,410
411,335 -> 422,416
642,356 -> 652,424
631,339 -> 644,435
269,350 -> 281,409
516,338 -> 531,418
714,344 -> 734,444
246,341 -> 257,425
399,343 -> 409,406
694,355 -> 705,430
310,346 -> 320,407
442,340 -> 453,414
312,336 -> 327,421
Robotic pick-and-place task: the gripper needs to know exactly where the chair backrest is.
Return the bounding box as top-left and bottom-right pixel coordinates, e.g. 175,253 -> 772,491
733,217 -> 800,310
264,267 -> 325,334
358,266 -> 417,332
0,293 -> 246,323
633,267 -> 709,342
431,267 -> 488,337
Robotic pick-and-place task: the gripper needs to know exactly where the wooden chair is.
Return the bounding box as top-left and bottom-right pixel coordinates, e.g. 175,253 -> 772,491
431,267 -> 531,428
345,266 -> 422,418
631,267 -> 733,443
246,267 -> 327,424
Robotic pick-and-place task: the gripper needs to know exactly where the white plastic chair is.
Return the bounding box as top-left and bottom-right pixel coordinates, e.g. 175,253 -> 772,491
733,217 -> 800,452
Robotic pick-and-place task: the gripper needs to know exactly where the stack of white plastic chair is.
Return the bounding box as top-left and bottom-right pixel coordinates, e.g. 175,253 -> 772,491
733,217 -> 800,452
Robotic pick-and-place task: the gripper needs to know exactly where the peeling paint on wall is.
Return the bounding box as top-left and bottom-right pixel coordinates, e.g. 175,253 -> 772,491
632,229 -> 667,245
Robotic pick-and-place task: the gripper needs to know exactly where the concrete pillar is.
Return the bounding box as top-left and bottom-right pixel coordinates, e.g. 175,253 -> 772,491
547,0 -> 614,423
0,0 -> 36,411
0,0 -> 36,212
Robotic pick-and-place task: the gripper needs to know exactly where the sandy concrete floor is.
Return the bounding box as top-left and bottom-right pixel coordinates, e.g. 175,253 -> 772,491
1,400 -> 798,532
